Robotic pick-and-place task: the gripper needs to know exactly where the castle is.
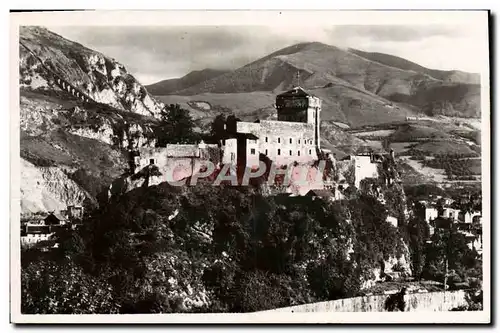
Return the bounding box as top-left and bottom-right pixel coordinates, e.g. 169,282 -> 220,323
130,85 -> 389,193
221,86 -> 323,169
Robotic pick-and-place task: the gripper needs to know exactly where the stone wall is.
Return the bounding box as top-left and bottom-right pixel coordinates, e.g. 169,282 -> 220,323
261,290 -> 468,313
136,144 -> 219,183
165,144 -> 200,158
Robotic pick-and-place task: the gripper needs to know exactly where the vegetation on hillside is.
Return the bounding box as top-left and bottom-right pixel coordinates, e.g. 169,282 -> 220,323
21,181 -> 406,314
422,156 -> 481,180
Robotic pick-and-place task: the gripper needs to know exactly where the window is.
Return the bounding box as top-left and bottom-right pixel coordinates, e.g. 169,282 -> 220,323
265,137 -> 268,143
278,138 -> 281,143
289,138 -> 293,144
149,158 -> 155,164
298,151 -> 301,156
250,148 -> 256,155
277,149 -> 281,155
289,150 -> 292,156
265,149 -> 268,155
298,139 -> 301,144
309,149 -> 312,155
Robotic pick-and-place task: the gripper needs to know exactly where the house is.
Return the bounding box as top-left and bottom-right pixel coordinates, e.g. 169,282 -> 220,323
44,212 -> 67,225
440,207 -> 460,221
21,224 -> 54,246
458,230 -> 482,252
67,205 -> 84,220
386,216 -> 398,228
458,210 -> 482,224
424,207 -> 439,223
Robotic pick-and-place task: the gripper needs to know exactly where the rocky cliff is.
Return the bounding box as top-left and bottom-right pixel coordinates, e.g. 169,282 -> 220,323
20,26 -> 164,117
18,26 -> 168,215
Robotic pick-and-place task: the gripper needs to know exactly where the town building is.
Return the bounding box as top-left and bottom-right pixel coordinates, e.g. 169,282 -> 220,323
44,212 -> 67,225
67,205 -> 84,220
20,224 -> 55,247
440,207 -> 460,221
424,207 -> 439,223
458,210 -> 482,224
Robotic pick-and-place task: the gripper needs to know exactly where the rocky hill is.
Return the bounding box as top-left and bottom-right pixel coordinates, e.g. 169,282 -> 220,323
20,26 -> 164,116
153,42 -> 480,125
19,26 -> 166,214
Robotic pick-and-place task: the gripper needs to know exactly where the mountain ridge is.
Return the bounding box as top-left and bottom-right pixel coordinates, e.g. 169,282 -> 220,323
151,41 -> 480,121
145,68 -> 229,95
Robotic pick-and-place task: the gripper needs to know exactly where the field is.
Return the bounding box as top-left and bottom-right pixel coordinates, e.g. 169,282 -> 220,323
353,129 -> 395,137
345,119 -> 482,185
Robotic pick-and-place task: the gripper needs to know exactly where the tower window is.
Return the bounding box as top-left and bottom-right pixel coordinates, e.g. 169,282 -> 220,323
289,138 -> 293,144
298,151 -> 301,156
265,149 -> 268,155
278,138 -> 281,143
298,139 -> 301,144
149,159 -> 155,164
250,148 -> 256,155
265,137 -> 268,143
289,150 -> 292,156
277,149 -> 281,155
308,149 -> 312,155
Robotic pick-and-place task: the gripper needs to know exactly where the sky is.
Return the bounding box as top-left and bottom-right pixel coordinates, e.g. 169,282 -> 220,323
48,25 -> 484,85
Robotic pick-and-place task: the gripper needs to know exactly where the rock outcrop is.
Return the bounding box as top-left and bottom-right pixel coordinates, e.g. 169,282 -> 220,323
20,158 -> 92,214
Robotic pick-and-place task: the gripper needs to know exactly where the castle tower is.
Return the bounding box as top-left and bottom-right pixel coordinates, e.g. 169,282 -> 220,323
275,86 -> 322,149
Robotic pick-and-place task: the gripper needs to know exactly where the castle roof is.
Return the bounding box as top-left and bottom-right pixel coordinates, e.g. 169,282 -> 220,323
277,86 -> 314,98
306,189 -> 333,198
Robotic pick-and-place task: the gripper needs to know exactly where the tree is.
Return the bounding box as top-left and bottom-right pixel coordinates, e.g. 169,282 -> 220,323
21,258 -> 118,314
406,216 -> 430,279
210,114 -> 227,141
422,224 -> 479,286
156,104 -> 199,146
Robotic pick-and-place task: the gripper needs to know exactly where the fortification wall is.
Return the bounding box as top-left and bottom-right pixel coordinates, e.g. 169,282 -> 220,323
165,144 -> 200,157
237,122 -> 261,134
136,144 -> 219,183
261,290 -> 468,313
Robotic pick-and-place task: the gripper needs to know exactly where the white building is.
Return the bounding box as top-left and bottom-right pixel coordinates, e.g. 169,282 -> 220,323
424,207 -> 439,223
459,210 -> 482,224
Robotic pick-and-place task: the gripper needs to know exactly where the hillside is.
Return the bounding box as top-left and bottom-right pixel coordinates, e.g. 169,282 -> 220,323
348,48 -> 480,85
145,69 -> 229,95
154,42 -> 479,121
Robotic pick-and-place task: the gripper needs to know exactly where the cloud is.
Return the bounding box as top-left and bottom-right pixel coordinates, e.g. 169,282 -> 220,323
47,25 -> 483,85
330,25 -> 463,42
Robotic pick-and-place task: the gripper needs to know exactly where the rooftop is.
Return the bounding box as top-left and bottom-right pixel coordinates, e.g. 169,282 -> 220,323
276,86 -> 315,98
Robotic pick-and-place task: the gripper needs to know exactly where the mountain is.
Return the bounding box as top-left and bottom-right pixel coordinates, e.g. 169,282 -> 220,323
348,48 -> 480,85
155,42 -> 480,123
19,26 -> 164,214
145,69 -> 229,95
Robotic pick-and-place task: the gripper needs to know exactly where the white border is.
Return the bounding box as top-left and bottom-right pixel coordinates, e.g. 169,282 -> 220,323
9,10 -> 491,324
